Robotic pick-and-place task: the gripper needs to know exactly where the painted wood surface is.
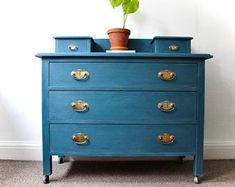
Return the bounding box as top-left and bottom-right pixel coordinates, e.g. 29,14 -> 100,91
50,124 -> 196,156
151,36 -> 192,53
36,52 -> 212,59
49,63 -> 198,91
37,37 -> 212,181
41,60 -> 52,176
55,37 -> 93,53
49,91 -> 197,124
54,37 -> 193,53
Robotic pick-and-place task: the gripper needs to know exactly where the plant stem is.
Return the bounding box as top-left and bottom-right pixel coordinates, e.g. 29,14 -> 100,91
123,14 -> 128,29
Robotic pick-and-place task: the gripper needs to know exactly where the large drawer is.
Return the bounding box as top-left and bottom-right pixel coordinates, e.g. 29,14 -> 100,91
49,63 -> 197,91
50,124 -> 196,156
49,91 -> 197,124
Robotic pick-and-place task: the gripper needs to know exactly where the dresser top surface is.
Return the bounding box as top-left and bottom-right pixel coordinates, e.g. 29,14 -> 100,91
36,52 -> 212,59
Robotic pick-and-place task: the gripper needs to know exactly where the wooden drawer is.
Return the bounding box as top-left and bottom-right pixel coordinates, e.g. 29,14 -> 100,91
54,36 -> 93,53
151,36 -> 192,53
50,124 -> 196,156
49,91 -> 197,124
49,63 -> 197,91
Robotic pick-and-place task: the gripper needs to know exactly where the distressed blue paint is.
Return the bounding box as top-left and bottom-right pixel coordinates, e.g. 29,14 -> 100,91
42,59 -> 52,176
36,52 -> 212,59
53,36 -> 194,53
93,39 -> 155,52
193,62 -> 205,177
49,91 -> 197,124
36,36 -> 212,182
50,124 -> 196,156
55,37 -> 93,53
49,63 -> 198,91
151,37 -> 192,53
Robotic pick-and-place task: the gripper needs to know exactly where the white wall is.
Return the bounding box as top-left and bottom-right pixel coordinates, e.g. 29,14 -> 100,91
0,0 -> 234,160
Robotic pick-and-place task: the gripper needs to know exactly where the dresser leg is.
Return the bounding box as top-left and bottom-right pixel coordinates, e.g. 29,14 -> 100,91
43,155 -> 52,183
58,156 -> 64,164
177,156 -> 185,164
193,155 -> 203,180
43,175 -> 49,184
193,176 -> 200,184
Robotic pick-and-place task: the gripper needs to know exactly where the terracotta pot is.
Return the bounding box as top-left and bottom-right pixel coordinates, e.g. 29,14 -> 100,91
107,28 -> 131,50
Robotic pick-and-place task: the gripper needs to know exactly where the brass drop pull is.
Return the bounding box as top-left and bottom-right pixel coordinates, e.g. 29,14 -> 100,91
68,44 -> 79,51
158,70 -> 176,81
72,133 -> 89,144
158,100 -> 176,112
71,69 -> 89,80
169,44 -> 179,51
158,133 -> 175,144
71,100 -> 89,112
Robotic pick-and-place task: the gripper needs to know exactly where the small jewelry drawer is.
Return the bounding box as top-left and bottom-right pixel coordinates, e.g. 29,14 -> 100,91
151,36 -> 192,53
54,36 -> 93,53
49,91 -> 197,124
50,124 -> 196,156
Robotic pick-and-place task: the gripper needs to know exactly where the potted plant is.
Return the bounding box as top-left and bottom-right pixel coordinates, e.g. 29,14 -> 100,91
108,0 -> 139,50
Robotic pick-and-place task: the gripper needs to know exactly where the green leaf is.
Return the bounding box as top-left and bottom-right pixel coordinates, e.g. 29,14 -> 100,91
109,0 -> 123,8
122,0 -> 139,15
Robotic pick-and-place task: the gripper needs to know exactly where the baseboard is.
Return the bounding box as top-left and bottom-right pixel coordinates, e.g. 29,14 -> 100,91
0,141 -> 235,161
204,141 -> 235,159
0,141 -> 42,161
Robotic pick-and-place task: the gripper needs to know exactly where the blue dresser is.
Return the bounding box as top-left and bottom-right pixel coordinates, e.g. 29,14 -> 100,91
36,36 -> 212,184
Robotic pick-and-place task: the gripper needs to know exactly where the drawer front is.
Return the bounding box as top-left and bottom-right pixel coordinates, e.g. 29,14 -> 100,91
156,40 -> 190,53
49,63 -> 197,91
55,38 -> 92,53
49,91 -> 197,124
152,37 -> 192,53
50,124 -> 196,156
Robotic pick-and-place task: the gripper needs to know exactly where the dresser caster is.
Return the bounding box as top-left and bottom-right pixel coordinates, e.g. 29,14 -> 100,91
43,175 -> 49,184
58,156 -> 64,164
193,176 -> 200,184
177,156 -> 185,164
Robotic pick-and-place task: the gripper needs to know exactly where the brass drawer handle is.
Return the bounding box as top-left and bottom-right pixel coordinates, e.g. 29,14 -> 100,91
158,100 -> 176,112
68,44 -> 79,51
158,70 -> 176,81
71,69 -> 89,80
169,44 -> 179,51
72,133 -> 89,144
71,100 -> 89,112
158,133 -> 175,144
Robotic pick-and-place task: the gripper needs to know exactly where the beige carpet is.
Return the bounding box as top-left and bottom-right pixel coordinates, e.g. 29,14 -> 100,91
0,160 -> 235,187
